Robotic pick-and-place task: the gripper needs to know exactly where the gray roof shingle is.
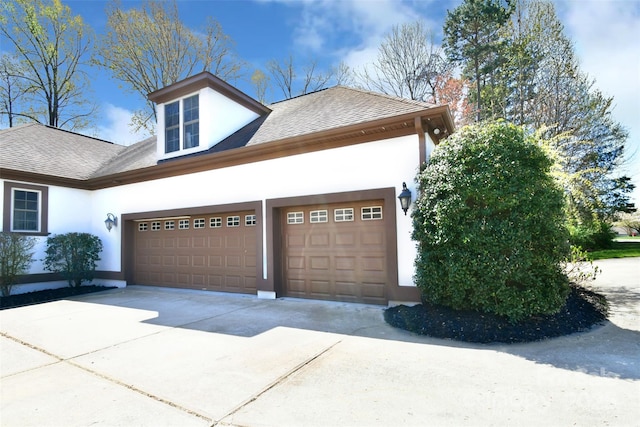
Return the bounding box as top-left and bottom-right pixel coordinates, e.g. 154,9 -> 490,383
1,86 -> 440,180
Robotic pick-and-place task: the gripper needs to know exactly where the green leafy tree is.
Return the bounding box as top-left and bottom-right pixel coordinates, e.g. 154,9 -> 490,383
44,233 -> 102,287
0,232 -> 37,297
443,0 -> 514,121
413,121 -> 570,322
0,0 -> 95,130
95,0 -> 243,133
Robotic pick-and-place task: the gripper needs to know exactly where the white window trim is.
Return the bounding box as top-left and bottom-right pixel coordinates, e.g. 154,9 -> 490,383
362,206 -> 383,221
10,187 -> 42,233
310,210 -> 328,223
287,212 -> 304,224
227,216 -> 240,227
334,208 -> 354,222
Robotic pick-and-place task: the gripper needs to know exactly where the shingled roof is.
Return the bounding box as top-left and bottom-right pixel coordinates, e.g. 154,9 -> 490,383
2,86 -> 450,184
0,123 -> 125,180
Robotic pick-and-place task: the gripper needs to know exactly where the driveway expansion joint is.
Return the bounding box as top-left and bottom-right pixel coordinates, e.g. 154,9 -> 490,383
217,339 -> 343,425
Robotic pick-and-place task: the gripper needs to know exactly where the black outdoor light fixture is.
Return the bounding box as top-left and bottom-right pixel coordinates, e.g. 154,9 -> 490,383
104,213 -> 118,232
398,182 -> 412,215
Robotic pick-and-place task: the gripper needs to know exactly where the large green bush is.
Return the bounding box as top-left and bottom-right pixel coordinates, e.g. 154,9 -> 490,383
413,121 -> 571,322
44,233 -> 103,287
0,232 -> 37,297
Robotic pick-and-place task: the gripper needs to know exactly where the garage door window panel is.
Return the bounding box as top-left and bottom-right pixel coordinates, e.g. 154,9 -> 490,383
362,206 -> 383,220
310,210 -> 328,223
334,208 -> 354,222
287,212 -> 304,224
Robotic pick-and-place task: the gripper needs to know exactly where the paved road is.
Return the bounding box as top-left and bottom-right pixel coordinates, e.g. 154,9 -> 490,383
1,258 -> 638,426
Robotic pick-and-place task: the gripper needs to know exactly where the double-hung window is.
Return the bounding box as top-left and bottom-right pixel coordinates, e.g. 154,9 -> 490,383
3,182 -> 48,234
165,101 -> 180,153
13,189 -> 39,232
164,94 -> 199,153
183,95 -> 199,149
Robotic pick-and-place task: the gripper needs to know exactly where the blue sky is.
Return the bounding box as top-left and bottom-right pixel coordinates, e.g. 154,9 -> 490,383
2,0 -> 640,204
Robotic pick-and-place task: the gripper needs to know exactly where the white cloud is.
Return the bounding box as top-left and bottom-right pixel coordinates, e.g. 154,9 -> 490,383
93,103 -> 152,146
283,0 -> 437,67
560,0 -> 640,203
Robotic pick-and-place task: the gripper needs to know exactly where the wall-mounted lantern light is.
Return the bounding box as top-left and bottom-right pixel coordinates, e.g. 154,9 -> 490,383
398,182 -> 412,216
104,213 -> 118,232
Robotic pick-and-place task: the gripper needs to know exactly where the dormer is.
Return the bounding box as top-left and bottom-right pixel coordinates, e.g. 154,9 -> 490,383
148,72 -> 271,161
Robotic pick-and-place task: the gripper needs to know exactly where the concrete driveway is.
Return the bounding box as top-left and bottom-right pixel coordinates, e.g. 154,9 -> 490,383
1,258 -> 638,426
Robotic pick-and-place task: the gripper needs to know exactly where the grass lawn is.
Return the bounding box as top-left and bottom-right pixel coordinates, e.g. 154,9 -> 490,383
589,239 -> 640,260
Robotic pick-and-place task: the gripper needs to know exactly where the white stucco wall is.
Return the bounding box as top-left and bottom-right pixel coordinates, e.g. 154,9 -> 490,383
92,133 -> 429,287
2,131 -> 436,295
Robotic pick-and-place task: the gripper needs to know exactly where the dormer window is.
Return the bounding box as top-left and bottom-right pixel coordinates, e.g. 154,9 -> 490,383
164,94 -> 199,153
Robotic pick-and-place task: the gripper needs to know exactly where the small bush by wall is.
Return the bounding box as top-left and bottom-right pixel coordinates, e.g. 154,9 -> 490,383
44,233 -> 103,287
413,121 -> 571,322
0,232 -> 37,297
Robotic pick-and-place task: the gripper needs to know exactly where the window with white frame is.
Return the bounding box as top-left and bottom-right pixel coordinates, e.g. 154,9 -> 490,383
165,101 -> 180,153
165,220 -> 175,230
138,223 -> 148,231
194,218 -> 205,229
164,94 -> 199,154
178,219 -> 189,229
334,208 -> 354,222
210,217 -> 222,228
11,189 -> 40,232
245,215 -> 256,226
151,221 -> 161,231
310,210 -> 328,223
4,182 -> 48,235
227,216 -> 240,227
287,212 -> 304,224
362,206 -> 383,220
183,95 -> 199,149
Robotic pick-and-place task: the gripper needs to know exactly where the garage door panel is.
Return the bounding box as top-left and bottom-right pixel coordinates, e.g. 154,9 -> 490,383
287,256 -> 305,269
310,280 -> 331,296
283,200 -> 389,304
361,231 -> 384,246
335,232 -> 356,246
310,256 -> 330,270
361,283 -> 385,298
287,234 -> 305,247
209,255 -> 222,267
335,256 -> 356,271
245,255 -> 257,268
210,236 -> 223,248
362,256 -> 385,271
133,210 -> 257,294
193,237 -> 206,248
226,255 -> 242,268
310,233 -> 329,247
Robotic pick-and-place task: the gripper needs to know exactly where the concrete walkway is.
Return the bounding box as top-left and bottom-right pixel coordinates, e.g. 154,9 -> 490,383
1,258 -> 638,426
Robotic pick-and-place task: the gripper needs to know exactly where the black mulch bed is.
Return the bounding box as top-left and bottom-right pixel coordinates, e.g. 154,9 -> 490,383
1,286 -> 116,310
384,285 -> 609,344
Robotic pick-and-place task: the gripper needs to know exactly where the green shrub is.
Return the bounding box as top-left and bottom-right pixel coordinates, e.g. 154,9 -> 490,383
0,232 -> 37,297
44,233 -> 103,287
413,121 -> 571,322
568,221 -> 616,251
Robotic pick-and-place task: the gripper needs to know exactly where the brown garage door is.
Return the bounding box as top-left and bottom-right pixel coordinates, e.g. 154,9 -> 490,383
133,211 -> 257,293
282,200 -> 388,304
